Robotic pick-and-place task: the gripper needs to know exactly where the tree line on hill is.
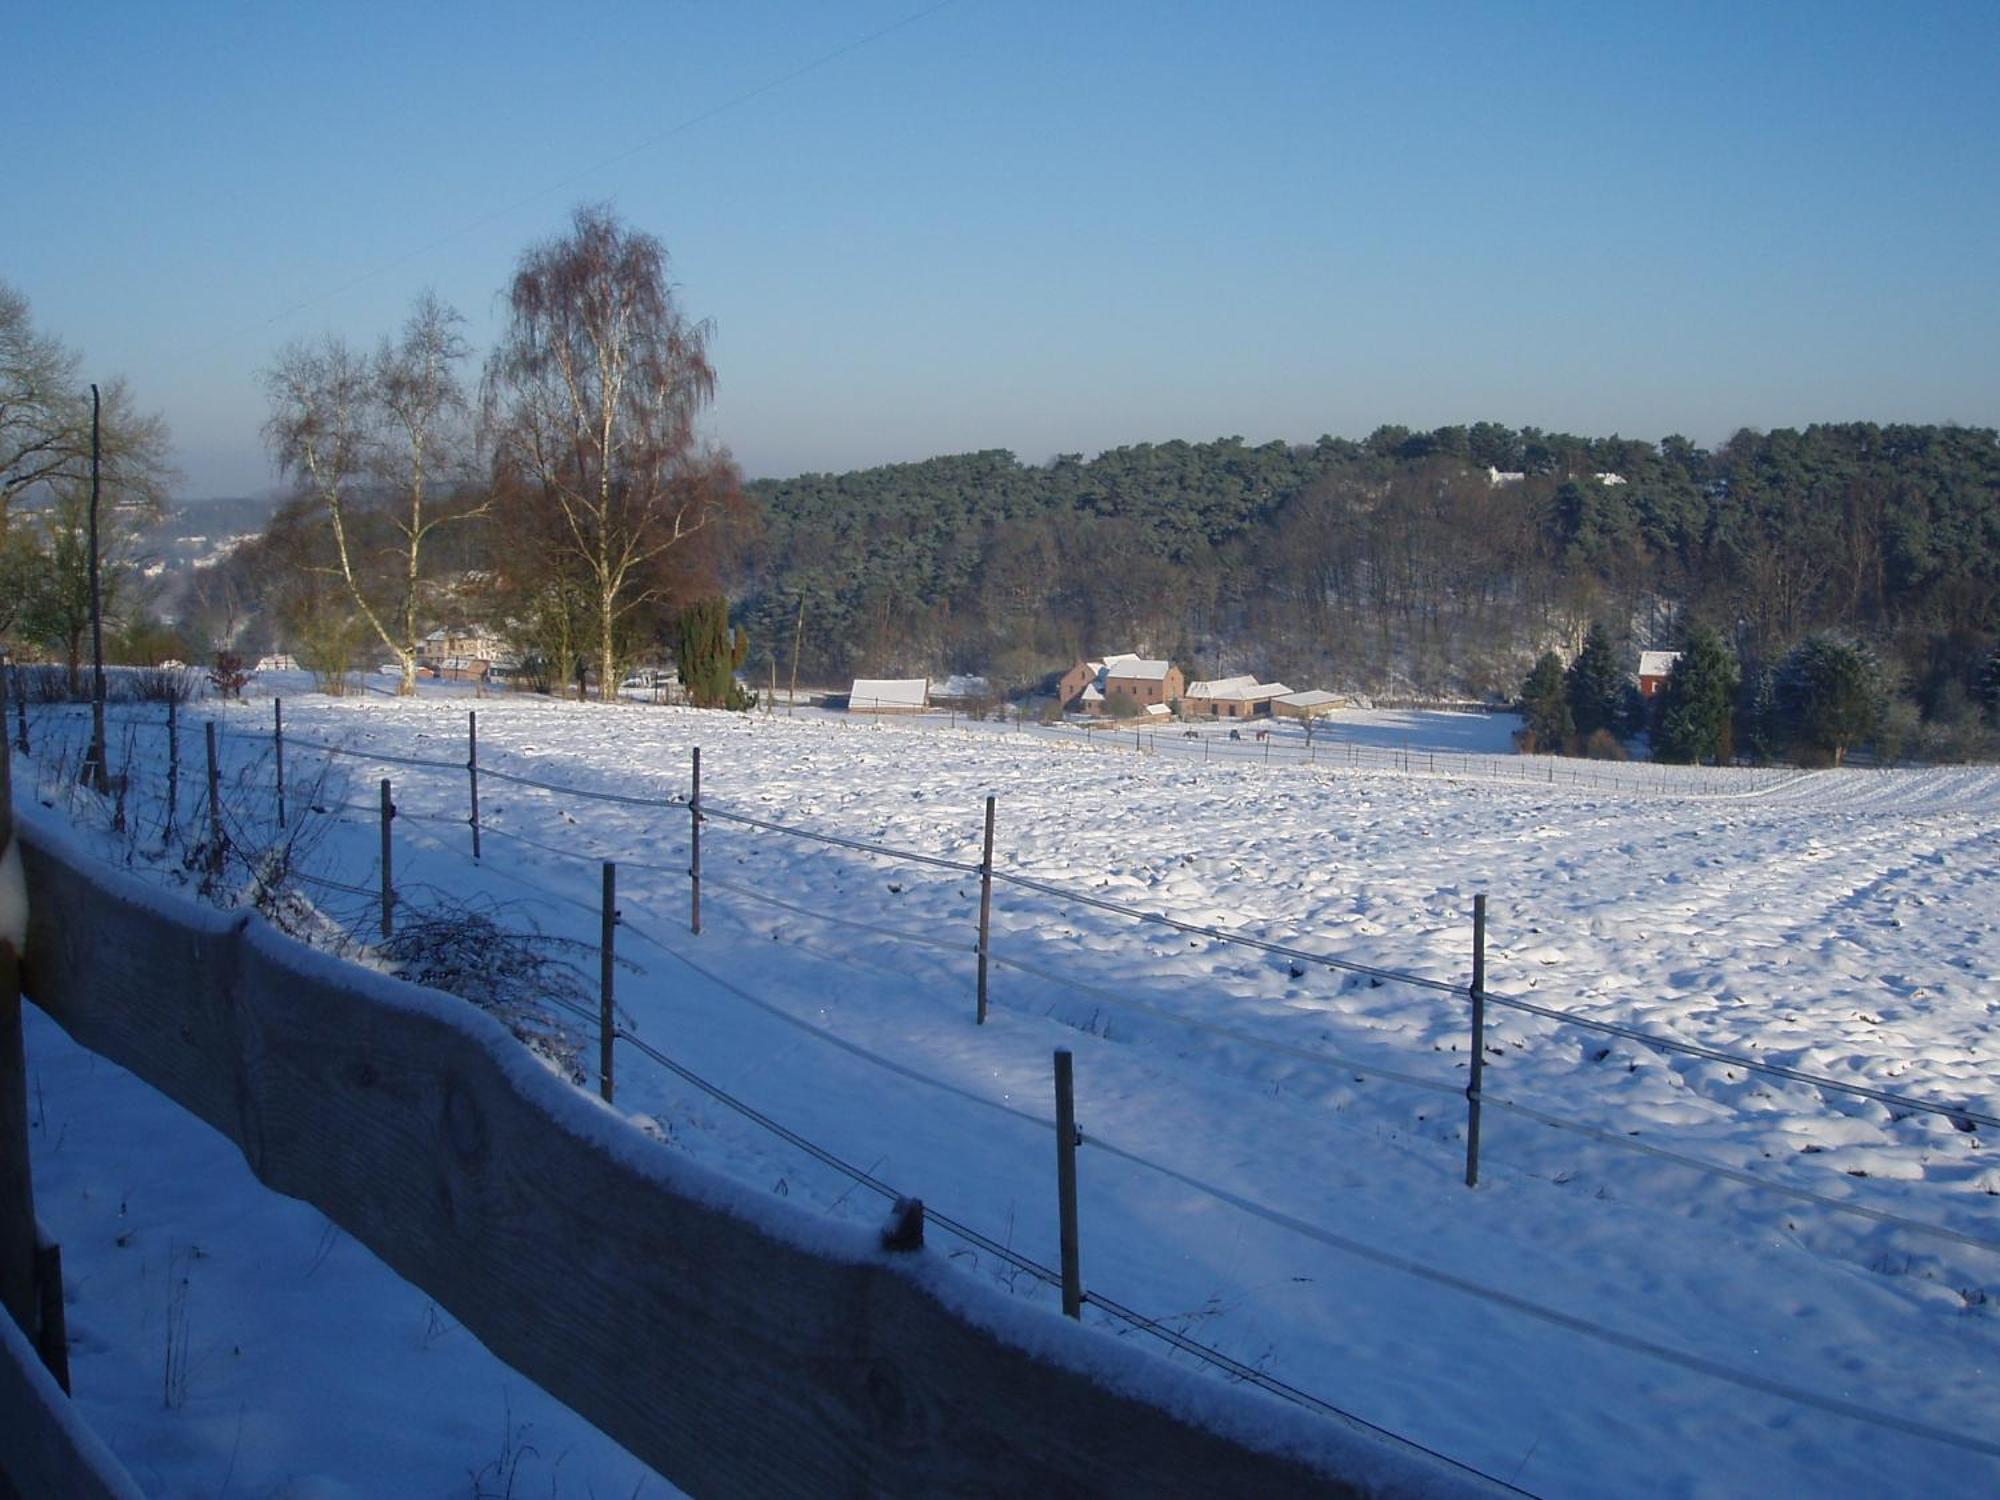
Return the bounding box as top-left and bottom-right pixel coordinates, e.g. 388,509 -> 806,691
732,423 -> 2000,759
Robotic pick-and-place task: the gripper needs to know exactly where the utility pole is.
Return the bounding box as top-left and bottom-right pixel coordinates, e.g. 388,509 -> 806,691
788,594 -> 805,711
85,383 -> 108,793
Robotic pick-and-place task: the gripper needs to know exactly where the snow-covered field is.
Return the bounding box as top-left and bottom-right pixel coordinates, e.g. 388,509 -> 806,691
17,685 -> 2000,1497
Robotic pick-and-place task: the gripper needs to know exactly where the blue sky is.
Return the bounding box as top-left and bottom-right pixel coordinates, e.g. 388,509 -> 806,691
7,0 -> 1996,497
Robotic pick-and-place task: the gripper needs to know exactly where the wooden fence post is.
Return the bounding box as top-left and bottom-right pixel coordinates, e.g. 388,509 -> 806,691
467,710 -> 482,861
205,721 -> 223,880
274,697 -> 286,830
601,862 -> 617,1104
0,665 -> 39,1347
1464,893 -> 1488,1188
379,777 -> 395,940
1054,1049 -> 1082,1320
976,796 -> 996,1025
33,1227 -> 69,1394
689,747 -> 702,936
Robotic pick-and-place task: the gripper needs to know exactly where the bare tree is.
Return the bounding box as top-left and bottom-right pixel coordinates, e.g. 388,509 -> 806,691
2,283 -> 173,527
373,293 -> 482,693
263,294 -> 480,694
485,205 -> 732,701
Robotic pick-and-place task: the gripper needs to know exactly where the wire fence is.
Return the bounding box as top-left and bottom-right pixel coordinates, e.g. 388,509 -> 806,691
16,695 -> 2000,1476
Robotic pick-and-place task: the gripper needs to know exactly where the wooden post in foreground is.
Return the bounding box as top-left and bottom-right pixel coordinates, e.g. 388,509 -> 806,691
689,747 -> 702,936
1054,1049 -> 1082,1320
1464,893 -> 1488,1188
0,664 -> 38,1345
467,710 -> 482,861
600,861 -> 617,1104
379,778 -> 395,941
33,1227 -> 69,1393
975,796 -> 996,1025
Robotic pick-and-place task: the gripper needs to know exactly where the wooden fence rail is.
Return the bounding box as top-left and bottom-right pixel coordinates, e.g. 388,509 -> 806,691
0,1276 -> 141,1499
13,814 -> 1497,1499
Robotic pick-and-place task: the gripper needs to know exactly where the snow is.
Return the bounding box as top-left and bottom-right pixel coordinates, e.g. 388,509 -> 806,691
13,686 -> 2000,1496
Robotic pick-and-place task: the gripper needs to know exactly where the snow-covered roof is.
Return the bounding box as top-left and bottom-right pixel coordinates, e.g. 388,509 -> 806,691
849,678 -> 928,710
1186,675 -> 1259,699
1638,651 -> 1681,679
1105,657 -> 1174,682
1193,678 -> 1290,703
1079,683 -> 1105,702
935,674 -> 990,700
1143,702 -> 1171,718
1278,690 -> 1342,709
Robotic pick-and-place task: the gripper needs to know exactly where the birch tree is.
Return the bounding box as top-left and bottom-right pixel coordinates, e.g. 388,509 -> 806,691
485,205 -> 729,701
372,294 -> 481,694
263,294 -> 479,694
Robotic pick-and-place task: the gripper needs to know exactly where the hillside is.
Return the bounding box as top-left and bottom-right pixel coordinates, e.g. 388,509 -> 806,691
734,424 -> 2000,720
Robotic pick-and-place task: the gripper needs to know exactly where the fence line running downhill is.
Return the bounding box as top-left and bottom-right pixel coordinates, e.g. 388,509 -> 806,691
16,698 -> 2000,1480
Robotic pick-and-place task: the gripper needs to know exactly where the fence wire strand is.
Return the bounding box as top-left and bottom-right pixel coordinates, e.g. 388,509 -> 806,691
1077,1132 -> 2000,1462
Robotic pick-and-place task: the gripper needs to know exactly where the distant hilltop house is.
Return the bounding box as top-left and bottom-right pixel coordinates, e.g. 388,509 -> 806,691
848,677 -> 929,714
1057,653 -> 1184,715
1637,650 -> 1682,699
1488,467 -> 1627,487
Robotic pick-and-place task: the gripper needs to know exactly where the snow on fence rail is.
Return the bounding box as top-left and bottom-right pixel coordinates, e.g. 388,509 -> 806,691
10,814 -> 1504,1500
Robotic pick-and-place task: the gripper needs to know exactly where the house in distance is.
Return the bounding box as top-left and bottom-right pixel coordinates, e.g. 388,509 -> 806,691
1637,651 -> 1682,700
1057,653 -> 1184,715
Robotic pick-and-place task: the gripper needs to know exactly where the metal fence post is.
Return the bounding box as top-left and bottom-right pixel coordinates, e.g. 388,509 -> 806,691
601,861 -> 617,1104
274,697 -> 286,830
205,721 -> 223,880
468,710 -> 482,860
976,795 -> 996,1025
690,746 -> 702,935
380,777 -> 395,940
165,695 -> 179,832
1464,893 -> 1488,1188
1054,1049 -> 1082,1319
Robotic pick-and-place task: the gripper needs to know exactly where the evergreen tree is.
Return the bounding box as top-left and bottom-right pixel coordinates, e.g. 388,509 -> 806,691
1652,625 -> 1739,763
671,597 -> 752,709
1565,623 -> 1626,739
1978,647 -> 2000,724
1517,651 -> 1572,749
1777,634 -> 1883,766
1739,664 -> 1785,764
